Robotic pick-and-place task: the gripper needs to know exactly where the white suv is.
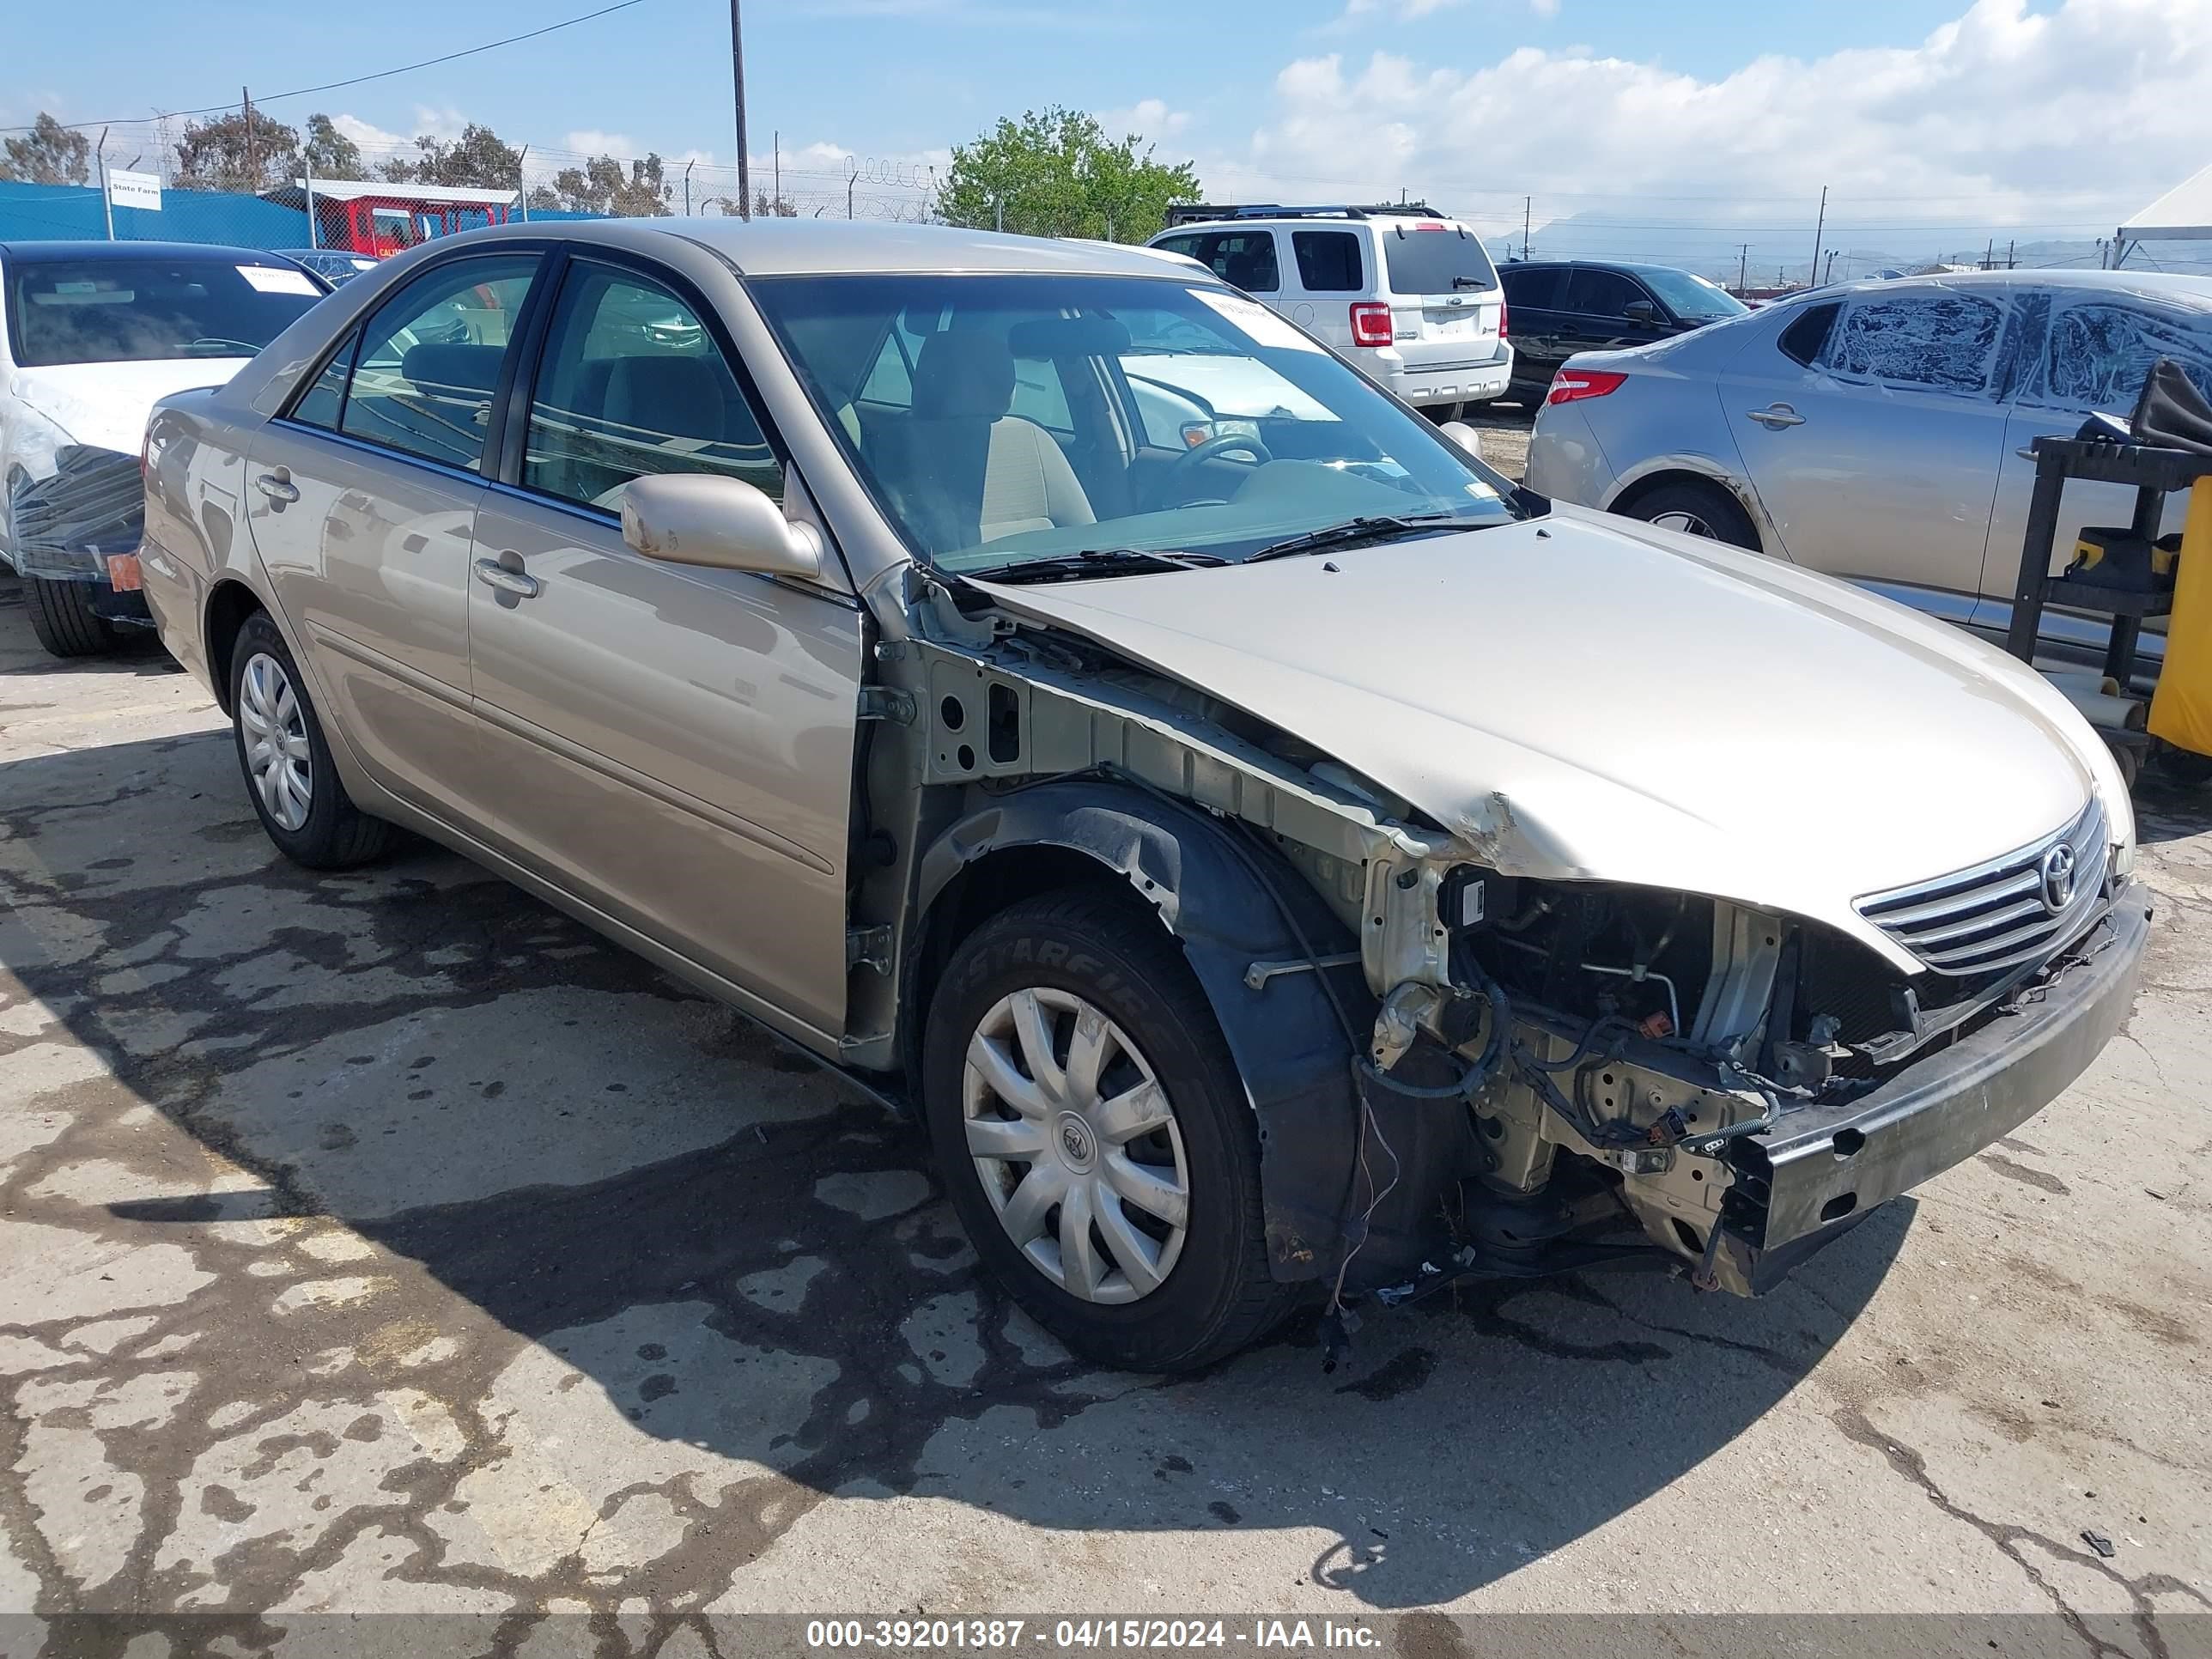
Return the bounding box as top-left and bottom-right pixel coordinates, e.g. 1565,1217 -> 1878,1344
1150,204 -> 1513,412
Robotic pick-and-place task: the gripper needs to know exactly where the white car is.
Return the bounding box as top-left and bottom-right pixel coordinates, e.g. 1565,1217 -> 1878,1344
1150,204 -> 1513,413
0,239 -> 326,656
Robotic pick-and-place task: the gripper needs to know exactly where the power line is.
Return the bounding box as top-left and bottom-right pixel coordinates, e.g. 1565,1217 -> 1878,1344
1,1 -> 651,134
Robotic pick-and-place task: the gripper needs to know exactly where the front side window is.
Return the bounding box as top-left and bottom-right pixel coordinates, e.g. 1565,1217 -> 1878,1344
1632,267 -> 1747,325
1182,232 -> 1279,295
2028,298 -> 2212,412
4,256 -> 325,368
1565,268 -> 1647,319
1292,231 -> 1363,293
521,264 -> 780,511
1821,291 -> 2005,394
753,272 -> 1526,575
337,255 -> 538,471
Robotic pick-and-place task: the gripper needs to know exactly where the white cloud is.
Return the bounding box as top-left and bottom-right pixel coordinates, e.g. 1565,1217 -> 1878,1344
1529,0 -> 1559,16
330,113 -> 410,160
410,105 -> 469,143
1211,0 -> 2212,246
564,129 -> 640,159
1100,99 -> 1193,142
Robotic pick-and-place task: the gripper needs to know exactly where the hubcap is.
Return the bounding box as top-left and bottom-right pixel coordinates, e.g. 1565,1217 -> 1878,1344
1650,508 -> 1717,539
963,988 -> 1190,1305
238,652 -> 313,832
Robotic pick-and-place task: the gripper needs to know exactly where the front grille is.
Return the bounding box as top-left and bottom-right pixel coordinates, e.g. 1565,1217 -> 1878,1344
1856,799 -> 2110,976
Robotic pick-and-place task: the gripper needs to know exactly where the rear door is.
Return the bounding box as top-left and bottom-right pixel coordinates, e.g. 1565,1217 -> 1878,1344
465,251 -> 865,1039
1283,228 -> 1365,353
246,250 -> 543,823
1719,284 -> 2012,608
1560,266 -> 1664,360
1376,219 -> 1504,374
1983,285 -> 2212,655
1499,264 -> 1571,389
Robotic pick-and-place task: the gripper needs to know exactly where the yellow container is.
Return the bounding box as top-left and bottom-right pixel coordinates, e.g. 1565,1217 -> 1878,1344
2148,477 -> 2212,757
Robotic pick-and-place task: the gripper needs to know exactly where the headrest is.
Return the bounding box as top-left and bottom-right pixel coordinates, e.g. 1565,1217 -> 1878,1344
605,353 -> 729,441
911,331 -> 1015,420
399,342 -> 501,397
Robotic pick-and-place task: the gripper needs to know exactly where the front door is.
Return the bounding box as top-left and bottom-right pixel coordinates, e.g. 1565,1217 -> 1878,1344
466,255 -> 864,1039
1721,285 -> 2012,605
246,251 -> 541,822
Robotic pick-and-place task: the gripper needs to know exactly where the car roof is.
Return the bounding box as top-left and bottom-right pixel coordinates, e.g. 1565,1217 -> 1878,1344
1767,267 -> 2212,307
411,217 -> 1218,281
1503,258 -> 1717,279
0,239 -> 307,264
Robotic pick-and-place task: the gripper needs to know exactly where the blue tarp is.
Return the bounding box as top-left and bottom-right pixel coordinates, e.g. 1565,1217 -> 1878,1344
0,181 -> 311,247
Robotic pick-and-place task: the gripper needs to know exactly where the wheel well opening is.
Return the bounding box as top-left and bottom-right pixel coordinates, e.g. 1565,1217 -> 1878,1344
1610,471 -> 1760,544
903,843 -> 1167,1094
204,582 -> 266,715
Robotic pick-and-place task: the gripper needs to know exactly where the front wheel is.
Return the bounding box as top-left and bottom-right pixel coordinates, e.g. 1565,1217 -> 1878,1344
922,889 -> 1297,1372
228,612 -> 391,869
24,576 -> 125,658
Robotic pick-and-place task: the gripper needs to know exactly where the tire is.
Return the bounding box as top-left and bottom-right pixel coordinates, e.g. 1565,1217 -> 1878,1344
228,612 -> 391,869
2150,740 -> 2212,787
1621,479 -> 1760,550
24,575 -> 124,658
923,888 -> 1297,1372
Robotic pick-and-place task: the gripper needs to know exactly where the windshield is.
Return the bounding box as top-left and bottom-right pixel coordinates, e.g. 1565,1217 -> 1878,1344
750,272 -> 1526,577
5,257 -> 325,368
1381,224 -> 1498,295
1634,266 -> 1747,325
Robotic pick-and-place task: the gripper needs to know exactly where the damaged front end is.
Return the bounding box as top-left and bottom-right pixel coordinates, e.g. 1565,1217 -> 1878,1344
865,579 -> 2148,1309
3,431 -> 149,612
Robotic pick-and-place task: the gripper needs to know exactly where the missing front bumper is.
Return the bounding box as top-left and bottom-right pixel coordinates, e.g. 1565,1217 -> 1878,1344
1704,895 -> 2152,1296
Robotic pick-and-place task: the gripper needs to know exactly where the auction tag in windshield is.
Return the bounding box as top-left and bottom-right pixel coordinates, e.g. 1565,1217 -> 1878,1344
1190,289 -> 1323,353
238,264 -> 320,295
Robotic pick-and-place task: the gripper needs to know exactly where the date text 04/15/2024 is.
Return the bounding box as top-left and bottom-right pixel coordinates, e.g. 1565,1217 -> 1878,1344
802,1620 -> 1382,1650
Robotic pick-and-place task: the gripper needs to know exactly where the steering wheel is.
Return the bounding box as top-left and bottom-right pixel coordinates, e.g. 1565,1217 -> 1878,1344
1170,430 -> 1273,475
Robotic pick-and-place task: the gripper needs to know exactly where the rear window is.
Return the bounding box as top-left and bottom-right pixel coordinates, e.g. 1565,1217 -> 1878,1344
4,256 -> 325,368
1381,223 -> 1498,297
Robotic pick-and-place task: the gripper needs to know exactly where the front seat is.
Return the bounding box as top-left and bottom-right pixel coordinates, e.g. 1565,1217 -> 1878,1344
879,331 -> 1094,556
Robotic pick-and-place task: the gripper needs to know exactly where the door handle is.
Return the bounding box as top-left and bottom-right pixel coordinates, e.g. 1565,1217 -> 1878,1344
254,471 -> 299,503
473,556 -> 540,599
1746,404 -> 1805,428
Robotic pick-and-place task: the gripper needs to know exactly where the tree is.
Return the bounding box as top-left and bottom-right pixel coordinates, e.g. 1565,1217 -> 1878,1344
381,122 -> 523,191
527,152 -> 671,217
302,113 -> 363,181
1,112 -> 93,186
936,106 -> 1198,241
173,106 -> 299,193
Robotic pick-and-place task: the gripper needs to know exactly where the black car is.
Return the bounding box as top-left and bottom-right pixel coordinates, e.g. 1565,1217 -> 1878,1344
1498,259 -> 1747,405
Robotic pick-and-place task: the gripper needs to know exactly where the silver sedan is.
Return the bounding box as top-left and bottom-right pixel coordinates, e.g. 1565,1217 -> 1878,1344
1524,268 -> 2212,668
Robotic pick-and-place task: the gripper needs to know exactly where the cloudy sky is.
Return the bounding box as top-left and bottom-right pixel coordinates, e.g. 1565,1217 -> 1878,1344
9,0 -> 2211,270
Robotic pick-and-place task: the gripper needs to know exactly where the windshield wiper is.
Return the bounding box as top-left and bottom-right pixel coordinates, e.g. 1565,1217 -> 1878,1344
1243,514 -> 1468,563
981,547 -> 1229,584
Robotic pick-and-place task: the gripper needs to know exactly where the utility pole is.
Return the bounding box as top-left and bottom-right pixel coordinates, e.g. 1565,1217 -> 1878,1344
98,127 -> 113,240
1522,196 -> 1530,260
729,0 -> 750,218
243,88 -> 255,189
1739,243 -> 1749,292
1808,184 -> 1827,291
1825,249 -> 1837,285
773,130 -> 780,216
2007,239 -> 2015,270
848,162 -> 857,220
684,158 -> 695,216
304,151 -> 316,247
516,146 -> 529,221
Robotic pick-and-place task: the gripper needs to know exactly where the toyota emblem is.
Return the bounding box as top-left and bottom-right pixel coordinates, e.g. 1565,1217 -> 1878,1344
2039,842 -> 2077,914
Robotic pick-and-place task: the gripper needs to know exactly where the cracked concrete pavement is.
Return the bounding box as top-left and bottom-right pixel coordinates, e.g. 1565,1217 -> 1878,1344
2,564 -> 2209,1651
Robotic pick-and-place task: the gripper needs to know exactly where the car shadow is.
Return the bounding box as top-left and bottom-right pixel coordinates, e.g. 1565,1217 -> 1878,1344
2129,766 -> 2212,846
1,725 -> 1907,1613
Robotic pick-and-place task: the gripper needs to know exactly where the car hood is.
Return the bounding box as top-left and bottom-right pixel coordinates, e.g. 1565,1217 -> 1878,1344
972,504 -> 2131,970
9,359 -> 251,455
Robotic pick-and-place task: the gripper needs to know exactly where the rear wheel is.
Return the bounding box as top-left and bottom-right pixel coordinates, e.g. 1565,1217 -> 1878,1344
24,576 -> 124,659
1622,479 -> 1759,550
228,612 -> 391,869
923,889 -> 1297,1372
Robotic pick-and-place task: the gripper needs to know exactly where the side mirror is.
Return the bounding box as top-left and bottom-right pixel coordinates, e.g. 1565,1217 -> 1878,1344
620,472 -> 823,580
1623,300 -> 1661,326
1437,419 -> 1487,463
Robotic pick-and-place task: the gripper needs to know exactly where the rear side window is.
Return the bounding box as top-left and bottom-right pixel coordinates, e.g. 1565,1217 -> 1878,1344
2031,299 -> 2212,412
1181,232 -> 1279,295
1778,302 -> 1840,368
1565,268 -> 1647,318
1822,291 -> 2006,394
1381,224 -> 1498,296
1501,265 -> 1565,308
521,263 -> 780,511
1291,231 -> 1363,293
337,256 -> 538,471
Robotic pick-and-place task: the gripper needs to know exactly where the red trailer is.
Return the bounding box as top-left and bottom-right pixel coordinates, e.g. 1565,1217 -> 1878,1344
263,179 -> 522,259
